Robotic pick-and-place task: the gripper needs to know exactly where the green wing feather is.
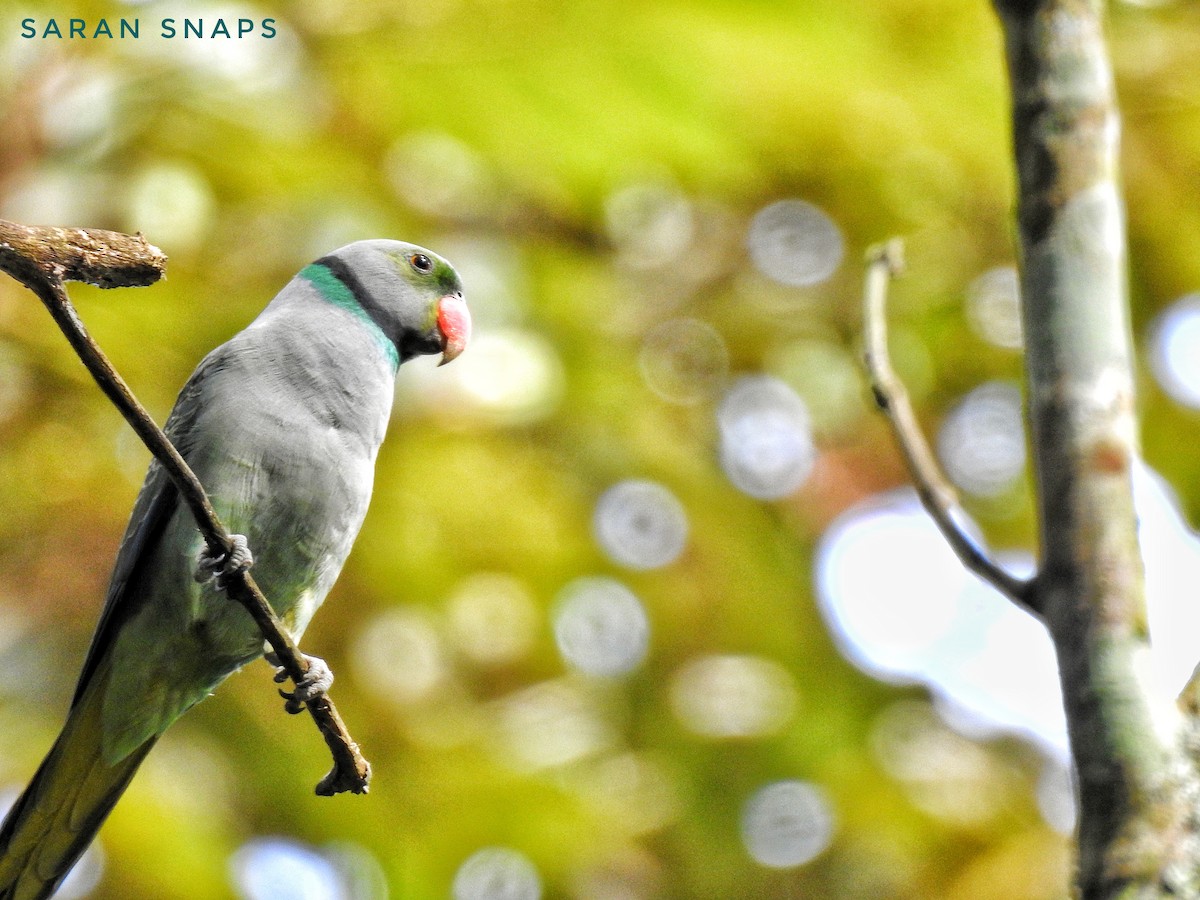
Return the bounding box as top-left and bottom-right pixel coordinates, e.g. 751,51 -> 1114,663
0,357 -> 216,900
0,655 -> 157,900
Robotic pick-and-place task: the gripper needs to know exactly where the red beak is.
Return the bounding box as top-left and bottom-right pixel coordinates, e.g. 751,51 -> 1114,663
436,293 -> 471,365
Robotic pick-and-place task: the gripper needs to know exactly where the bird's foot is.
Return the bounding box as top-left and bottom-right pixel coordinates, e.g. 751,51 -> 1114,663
266,650 -> 334,714
194,534 -> 254,587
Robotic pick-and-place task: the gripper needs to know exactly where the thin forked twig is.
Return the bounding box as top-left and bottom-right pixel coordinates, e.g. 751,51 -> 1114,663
861,238 -> 1037,615
0,219 -> 370,795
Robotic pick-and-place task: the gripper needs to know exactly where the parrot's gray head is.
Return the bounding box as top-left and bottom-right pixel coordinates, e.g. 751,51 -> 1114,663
310,239 -> 470,365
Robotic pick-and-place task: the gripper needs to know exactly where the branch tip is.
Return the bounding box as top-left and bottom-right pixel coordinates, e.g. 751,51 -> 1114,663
861,238 -> 1038,614
0,219 -> 167,289
866,237 -> 906,277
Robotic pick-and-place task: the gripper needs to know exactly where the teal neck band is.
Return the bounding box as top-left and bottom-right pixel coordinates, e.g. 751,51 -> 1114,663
300,263 -> 399,370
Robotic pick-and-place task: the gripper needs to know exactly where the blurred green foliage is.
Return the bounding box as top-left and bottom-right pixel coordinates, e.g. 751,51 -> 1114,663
1,0 -> 1200,897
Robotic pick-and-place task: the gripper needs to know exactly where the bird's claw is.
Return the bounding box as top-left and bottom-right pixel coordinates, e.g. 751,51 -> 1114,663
269,651 -> 334,714
194,534 -> 254,587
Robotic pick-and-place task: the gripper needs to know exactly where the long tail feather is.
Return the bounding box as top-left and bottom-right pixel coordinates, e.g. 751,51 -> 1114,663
0,663 -> 155,900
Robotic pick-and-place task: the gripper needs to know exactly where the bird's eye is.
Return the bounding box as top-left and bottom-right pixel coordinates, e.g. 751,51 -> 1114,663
410,253 -> 434,274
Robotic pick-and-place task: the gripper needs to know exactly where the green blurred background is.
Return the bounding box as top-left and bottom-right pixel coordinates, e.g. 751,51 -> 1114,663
2,0 -> 1200,897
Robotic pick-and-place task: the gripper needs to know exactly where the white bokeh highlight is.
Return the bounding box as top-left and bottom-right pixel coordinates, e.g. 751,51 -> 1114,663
815,489 -> 1067,760
936,381 -> 1026,498
1151,293 -> 1200,408
1137,463 -> 1200,700
492,679 -> 616,771
594,479 -> 688,570
871,700 -> 1012,826
554,577 -> 650,677
669,655 -> 798,739
38,62 -> 119,152
450,329 -> 565,425
1037,760 -> 1078,836
815,461 -> 1200,772
350,607 -> 447,704
125,162 -> 216,252
741,780 -> 836,869
386,131 -> 495,218
230,837 -> 347,900
718,376 -> 816,500
570,752 -> 681,835
966,267 -> 1023,350
747,200 -> 844,287
605,181 -> 695,269
452,847 -> 542,900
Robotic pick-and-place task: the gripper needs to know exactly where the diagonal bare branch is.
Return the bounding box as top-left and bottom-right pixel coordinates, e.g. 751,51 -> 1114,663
861,238 -> 1037,614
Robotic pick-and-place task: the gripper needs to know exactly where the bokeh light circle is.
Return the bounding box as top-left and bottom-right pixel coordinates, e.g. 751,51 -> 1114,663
1151,294 -> 1200,408
38,62 -> 118,152
230,837 -> 346,900
594,479 -> 689,570
669,654 -> 798,738
718,376 -> 816,499
747,199 -> 844,287
125,162 -> 215,252
446,573 -> 539,666
966,266 -> 1023,350
816,490 -> 1069,759
350,607 -> 446,704
870,700 -> 1009,826
554,577 -> 650,676
386,130 -> 493,217
936,381 -> 1025,497
572,752 -> 681,835
639,318 -> 729,404
605,181 -> 695,269
741,780 -> 836,869
452,847 -> 542,900
494,679 -> 617,771
766,339 -> 866,437
452,330 -> 565,425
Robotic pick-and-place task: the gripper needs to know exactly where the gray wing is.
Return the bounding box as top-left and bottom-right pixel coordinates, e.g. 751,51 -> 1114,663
69,348 -> 232,705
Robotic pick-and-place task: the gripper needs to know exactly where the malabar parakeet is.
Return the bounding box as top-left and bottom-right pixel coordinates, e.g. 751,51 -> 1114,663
0,240 -> 470,899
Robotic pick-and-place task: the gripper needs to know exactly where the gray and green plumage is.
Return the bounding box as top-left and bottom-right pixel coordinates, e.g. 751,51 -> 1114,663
0,240 -> 469,900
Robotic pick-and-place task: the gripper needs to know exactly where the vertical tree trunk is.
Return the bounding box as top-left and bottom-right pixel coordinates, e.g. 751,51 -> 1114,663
993,1 -> 1200,895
